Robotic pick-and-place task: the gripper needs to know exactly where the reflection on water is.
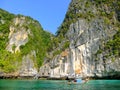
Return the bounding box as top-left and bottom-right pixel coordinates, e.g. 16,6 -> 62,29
0,79 -> 120,90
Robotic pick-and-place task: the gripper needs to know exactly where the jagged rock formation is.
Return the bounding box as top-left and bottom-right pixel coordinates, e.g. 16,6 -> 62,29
6,17 -> 29,53
39,0 -> 120,79
19,51 -> 37,77
0,9 -> 52,78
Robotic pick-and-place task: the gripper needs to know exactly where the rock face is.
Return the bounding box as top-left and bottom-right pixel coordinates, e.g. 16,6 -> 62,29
39,19 -> 120,78
0,10 -> 51,78
19,51 -> 37,77
66,19 -> 120,78
6,17 -> 29,53
5,17 -> 38,77
39,0 -> 120,79
39,49 -> 70,78
0,8 -> 54,78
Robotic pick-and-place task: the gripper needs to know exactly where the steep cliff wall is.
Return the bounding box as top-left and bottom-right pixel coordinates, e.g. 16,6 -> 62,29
0,9 -> 52,78
39,0 -> 120,79
6,16 -> 38,77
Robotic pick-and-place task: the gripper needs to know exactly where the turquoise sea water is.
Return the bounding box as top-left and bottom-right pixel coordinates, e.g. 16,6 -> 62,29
0,79 -> 120,90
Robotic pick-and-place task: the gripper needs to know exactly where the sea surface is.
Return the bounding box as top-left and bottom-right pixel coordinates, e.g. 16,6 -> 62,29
0,79 -> 120,90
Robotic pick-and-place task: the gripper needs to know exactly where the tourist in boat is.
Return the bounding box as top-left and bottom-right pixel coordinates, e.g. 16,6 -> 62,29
69,78 -> 89,84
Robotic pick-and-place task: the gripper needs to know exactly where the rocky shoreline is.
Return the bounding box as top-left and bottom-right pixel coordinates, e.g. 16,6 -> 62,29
0,74 -> 120,80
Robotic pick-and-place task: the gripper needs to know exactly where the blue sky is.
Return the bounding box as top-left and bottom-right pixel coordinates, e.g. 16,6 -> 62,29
0,0 -> 71,34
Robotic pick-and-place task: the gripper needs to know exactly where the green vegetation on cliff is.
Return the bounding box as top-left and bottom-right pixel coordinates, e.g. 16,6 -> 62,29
43,0 -> 120,60
0,9 -> 52,73
105,29 -> 120,57
56,0 -> 120,37
0,9 -> 16,72
0,9 -> 14,50
20,17 -> 52,66
55,0 -> 120,59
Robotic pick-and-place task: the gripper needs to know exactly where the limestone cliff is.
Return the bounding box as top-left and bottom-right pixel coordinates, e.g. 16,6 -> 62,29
7,16 -> 38,77
39,0 -> 120,79
0,9 -> 52,78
